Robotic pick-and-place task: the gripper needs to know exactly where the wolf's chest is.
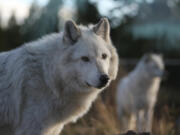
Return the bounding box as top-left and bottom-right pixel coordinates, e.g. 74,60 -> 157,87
42,97 -> 93,135
52,91 -> 98,124
63,96 -> 95,124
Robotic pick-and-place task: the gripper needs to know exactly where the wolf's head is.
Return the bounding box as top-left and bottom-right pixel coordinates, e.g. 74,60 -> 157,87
58,18 -> 119,91
140,53 -> 165,78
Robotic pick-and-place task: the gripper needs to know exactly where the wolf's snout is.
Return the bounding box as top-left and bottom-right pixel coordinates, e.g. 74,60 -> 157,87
98,74 -> 109,88
100,74 -> 109,84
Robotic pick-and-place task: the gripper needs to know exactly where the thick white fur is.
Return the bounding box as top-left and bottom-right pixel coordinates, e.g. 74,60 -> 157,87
0,18 -> 119,135
116,54 -> 164,132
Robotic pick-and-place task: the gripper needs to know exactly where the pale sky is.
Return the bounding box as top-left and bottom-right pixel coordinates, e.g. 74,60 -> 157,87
0,0 -> 116,26
0,0 -> 140,26
0,0 -> 48,25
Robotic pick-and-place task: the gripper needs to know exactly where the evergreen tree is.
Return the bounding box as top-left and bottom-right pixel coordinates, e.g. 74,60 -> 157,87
0,11 -> 2,28
75,0 -> 101,25
21,0 -> 63,42
4,13 -> 23,50
8,12 -> 17,28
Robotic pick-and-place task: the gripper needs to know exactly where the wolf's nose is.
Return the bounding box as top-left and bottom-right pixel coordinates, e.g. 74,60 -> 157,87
99,74 -> 109,86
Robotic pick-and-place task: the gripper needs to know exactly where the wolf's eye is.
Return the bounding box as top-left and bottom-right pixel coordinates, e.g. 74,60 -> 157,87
102,53 -> 107,60
81,56 -> 90,62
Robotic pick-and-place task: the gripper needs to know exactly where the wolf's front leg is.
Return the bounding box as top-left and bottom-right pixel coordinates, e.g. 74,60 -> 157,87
144,108 -> 154,132
129,113 -> 136,130
117,110 -> 129,132
136,110 -> 145,132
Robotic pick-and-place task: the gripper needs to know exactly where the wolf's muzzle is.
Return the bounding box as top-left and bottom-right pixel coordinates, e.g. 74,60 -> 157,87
97,74 -> 109,89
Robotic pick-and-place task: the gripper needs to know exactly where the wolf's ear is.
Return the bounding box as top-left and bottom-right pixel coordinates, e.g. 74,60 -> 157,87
63,20 -> 81,45
109,47 -> 119,80
93,18 -> 110,42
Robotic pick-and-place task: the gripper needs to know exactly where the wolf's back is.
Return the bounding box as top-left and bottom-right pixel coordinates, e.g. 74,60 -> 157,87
0,47 -> 26,126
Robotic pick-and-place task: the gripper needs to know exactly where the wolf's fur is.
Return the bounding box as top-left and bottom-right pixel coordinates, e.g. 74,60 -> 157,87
0,18 -> 119,135
116,54 -> 164,132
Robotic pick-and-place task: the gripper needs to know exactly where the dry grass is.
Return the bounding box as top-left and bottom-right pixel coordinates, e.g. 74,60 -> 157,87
153,105 -> 176,135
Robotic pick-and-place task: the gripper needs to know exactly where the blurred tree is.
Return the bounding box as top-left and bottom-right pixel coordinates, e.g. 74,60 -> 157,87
110,16 -> 151,58
8,13 -> 17,28
0,12 -> 5,51
21,1 -> 42,42
21,0 -> 63,42
75,0 -> 101,24
106,0 -> 180,58
0,12 -> 2,28
5,13 -> 23,50
0,13 -> 23,51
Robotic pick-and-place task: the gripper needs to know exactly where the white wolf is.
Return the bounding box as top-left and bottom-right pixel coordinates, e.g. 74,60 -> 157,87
0,18 -> 119,135
116,54 -> 164,132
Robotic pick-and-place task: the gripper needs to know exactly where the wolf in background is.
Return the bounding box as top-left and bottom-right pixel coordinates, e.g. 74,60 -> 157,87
116,54 -> 164,132
0,18 -> 119,135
